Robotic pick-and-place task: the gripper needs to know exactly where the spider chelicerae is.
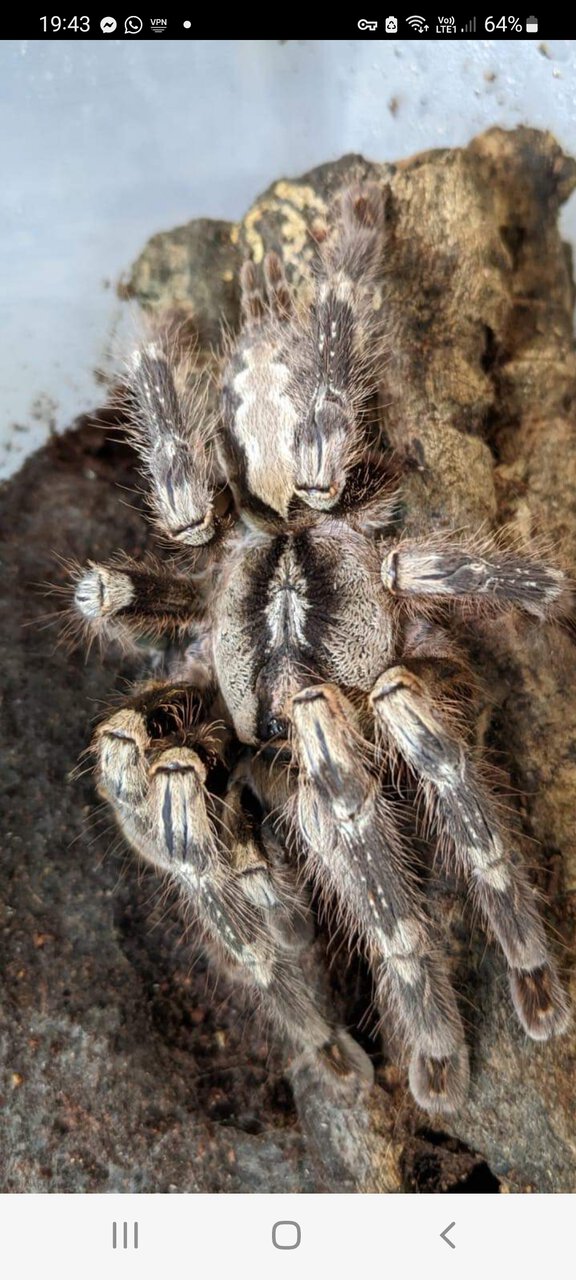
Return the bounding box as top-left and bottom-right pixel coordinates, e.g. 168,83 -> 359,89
72,182 -> 570,1114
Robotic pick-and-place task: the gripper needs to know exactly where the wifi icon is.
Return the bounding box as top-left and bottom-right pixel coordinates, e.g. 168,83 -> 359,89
406,14 -> 428,29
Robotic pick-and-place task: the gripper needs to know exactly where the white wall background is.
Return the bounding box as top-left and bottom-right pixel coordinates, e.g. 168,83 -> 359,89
1,38 -> 575,479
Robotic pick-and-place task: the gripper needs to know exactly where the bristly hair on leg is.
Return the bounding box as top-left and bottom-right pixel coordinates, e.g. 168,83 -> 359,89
67,550 -> 208,655
121,320 -> 223,547
289,182 -> 391,511
383,524 -> 574,622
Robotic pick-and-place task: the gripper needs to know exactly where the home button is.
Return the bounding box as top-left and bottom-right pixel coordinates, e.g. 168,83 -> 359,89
272,1221 -> 301,1250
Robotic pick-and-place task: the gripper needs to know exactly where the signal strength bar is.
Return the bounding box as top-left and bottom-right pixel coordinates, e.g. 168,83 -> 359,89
461,16 -> 476,31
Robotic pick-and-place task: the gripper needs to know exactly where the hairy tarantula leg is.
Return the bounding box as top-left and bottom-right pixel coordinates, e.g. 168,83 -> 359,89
94,681 -> 228,824
238,752 -> 317,953
293,183 -> 387,511
223,771 -> 314,954
73,558 -> 204,648
383,536 -> 572,620
221,257 -> 298,523
94,694 -> 370,1085
127,339 -> 216,546
291,684 -> 469,1115
220,768 -> 371,1082
371,666 -> 570,1041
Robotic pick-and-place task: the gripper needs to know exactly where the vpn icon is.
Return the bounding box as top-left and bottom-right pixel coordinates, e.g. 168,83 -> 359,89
112,1222 -> 139,1250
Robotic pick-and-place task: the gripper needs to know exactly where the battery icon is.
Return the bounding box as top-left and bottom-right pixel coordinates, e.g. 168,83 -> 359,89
526,15 -> 538,30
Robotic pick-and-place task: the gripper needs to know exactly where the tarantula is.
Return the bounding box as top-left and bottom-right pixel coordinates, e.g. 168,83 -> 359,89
72,182 -> 570,1115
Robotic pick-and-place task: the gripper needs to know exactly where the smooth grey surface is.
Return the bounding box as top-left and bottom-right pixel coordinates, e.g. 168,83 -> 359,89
1,37 -> 576,477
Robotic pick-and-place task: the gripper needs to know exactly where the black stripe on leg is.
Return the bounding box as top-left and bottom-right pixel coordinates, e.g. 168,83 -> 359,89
162,784 -> 174,859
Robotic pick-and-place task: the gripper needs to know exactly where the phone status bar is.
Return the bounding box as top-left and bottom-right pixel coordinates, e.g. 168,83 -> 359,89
2,12 -> 573,40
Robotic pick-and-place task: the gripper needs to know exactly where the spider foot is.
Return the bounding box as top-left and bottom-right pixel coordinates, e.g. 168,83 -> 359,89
408,1046 -> 470,1115
510,963 -> 571,1041
94,686 -> 226,874
320,1030 -> 375,1087
95,707 -> 149,803
74,557 -> 202,649
291,1029 -> 374,1103
127,340 -> 216,546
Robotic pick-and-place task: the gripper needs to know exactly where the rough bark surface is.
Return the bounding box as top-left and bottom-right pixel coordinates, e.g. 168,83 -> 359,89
1,127 -> 575,1193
